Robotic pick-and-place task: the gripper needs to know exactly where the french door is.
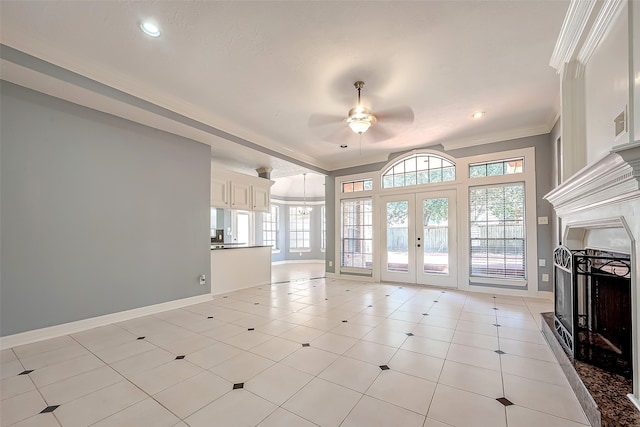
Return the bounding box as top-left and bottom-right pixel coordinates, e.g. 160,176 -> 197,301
380,190 -> 457,287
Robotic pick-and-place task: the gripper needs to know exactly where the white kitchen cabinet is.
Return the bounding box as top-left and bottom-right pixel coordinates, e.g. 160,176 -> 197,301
211,177 -> 230,208
230,181 -> 251,210
252,184 -> 270,212
211,169 -> 272,211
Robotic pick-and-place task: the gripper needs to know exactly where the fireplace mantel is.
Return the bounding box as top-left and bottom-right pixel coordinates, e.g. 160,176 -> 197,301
545,144 -> 640,216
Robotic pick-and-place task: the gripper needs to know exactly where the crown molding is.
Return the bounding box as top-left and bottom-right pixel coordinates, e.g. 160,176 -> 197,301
550,0 -> 598,71
577,0 -> 625,64
439,125 -> 550,151
544,144 -> 640,216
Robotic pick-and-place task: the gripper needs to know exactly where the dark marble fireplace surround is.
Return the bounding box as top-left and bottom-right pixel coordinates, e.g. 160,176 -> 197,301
542,312 -> 638,427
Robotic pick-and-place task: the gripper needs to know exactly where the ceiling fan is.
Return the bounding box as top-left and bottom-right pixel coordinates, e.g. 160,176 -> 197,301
309,81 -> 414,146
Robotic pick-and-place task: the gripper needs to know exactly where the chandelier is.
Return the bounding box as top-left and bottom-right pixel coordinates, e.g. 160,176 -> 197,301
298,173 -> 312,216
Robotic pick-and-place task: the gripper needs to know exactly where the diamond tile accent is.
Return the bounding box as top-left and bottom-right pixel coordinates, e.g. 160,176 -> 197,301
207,316 -> 213,319
496,397 -> 513,406
342,320 -> 348,323
379,365 -> 390,370
40,405 -> 60,413
233,383 -> 244,390
137,336 -> 145,340
175,355 -> 186,360
248,328 -> 255,331
301,343 -> 310,347
493,307 -> 499,310
19,370 -> 34,375
368,305 -> 373,307
422,313 -> 429,316
405,333 -> 414,336
493,324 -> 501,327
254,302 -> 260,305
495,350 -> 506,355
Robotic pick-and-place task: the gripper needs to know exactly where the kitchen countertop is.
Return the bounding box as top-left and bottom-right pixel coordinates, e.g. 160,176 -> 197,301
211,244 -> 272,250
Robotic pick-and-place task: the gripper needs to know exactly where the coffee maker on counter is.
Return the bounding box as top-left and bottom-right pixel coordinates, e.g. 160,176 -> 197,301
211,229 -> 224,244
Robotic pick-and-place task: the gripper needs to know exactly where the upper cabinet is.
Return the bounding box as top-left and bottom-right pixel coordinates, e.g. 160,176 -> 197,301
211,176 -> 230,208
230,181 -> 251,210
252,184 -> 270,211
211,169 -> 273,212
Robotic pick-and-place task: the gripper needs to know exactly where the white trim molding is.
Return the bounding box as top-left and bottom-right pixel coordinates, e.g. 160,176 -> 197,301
577,0 -> 626,65
544,145 -> 640,216
550,0 -> 598,71
0,294 -> 213,350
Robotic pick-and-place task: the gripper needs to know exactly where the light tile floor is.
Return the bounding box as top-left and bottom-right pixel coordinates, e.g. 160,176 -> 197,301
1,264 -> 589,426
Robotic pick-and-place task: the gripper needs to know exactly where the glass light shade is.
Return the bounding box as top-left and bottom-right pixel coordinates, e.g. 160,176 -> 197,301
348,119 -> 372,134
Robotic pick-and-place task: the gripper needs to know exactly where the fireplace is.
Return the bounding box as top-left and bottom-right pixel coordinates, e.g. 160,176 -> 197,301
553,246 -> 632,378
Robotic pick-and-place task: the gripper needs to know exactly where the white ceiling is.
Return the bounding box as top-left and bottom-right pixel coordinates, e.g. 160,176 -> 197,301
0,1 -> 568,191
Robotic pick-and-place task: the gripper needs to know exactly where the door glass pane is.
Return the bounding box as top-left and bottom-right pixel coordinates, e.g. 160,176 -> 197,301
386,201 -> 409,272
422,198 -> 449,274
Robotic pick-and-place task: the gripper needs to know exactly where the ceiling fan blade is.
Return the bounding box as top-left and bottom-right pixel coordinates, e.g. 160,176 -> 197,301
374,105 -> 415,124
308,113 -> 345,128
365,124 -> 396,144
321,126 -> 355,144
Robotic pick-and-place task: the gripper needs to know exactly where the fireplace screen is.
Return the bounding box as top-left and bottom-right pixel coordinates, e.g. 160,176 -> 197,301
553,246 -> 632,378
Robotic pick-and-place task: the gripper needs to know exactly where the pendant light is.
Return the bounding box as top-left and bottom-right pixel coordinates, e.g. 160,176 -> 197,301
298,173 -> 312,216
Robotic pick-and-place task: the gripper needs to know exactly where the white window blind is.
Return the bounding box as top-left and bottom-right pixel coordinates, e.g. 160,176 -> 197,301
469,183 -> 525,279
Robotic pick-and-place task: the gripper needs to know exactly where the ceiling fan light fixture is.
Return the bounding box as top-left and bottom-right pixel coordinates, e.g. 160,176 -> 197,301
347,108 -> 377,134
472,111 -> 485,119
345,81 -> 377,134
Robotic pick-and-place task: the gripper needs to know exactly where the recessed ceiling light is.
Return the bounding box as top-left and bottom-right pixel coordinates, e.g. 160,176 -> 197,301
140,21 -> 160,37
472,111 -> 485,119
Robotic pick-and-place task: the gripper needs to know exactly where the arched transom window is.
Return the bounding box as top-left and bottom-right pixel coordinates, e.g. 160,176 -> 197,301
382,154 -> 456,189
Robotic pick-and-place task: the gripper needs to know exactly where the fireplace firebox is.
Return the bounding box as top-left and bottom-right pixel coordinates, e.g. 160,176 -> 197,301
553,246 -> 632,378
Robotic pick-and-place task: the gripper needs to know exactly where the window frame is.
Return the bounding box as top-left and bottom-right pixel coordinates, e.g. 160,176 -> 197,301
340,197 -> 373,272
469,182 -> 526,280
262,205 -> 279,252
381,153 -> 456,189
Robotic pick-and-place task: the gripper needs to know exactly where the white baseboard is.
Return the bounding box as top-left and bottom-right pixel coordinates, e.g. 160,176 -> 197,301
272,259 -> 325,265
535,291 -> 553,301
0,294 -> 213,350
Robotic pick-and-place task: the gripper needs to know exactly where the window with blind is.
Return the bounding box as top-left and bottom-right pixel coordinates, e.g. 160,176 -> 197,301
289,207 -> 310,250
469,183 -> 526,279
341,198 -> 373,269
262,205 -> 278,250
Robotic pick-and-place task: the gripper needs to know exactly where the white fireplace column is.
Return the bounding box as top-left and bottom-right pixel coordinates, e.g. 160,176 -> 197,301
545,145 -> 640,408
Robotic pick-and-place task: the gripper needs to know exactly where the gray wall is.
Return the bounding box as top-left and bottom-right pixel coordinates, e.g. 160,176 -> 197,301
328,133 -> 555,291
1,82 -> 211,336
